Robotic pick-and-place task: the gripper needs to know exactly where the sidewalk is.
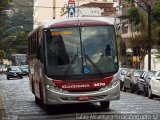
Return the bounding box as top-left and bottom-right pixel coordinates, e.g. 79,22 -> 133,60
0,94 -> 5,119
0,74 -> 5,119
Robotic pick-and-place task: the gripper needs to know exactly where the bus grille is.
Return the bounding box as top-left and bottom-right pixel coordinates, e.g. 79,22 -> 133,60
61,95 -> 107,101
66,88 -> 101,92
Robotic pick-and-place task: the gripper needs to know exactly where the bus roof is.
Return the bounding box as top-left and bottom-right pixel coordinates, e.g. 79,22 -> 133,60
42,17 -> 115,27
29,17 -> 115,36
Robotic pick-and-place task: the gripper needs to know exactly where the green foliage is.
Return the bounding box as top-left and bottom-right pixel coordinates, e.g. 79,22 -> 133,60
127,6 -> 145,32
3,0 -> 33,32
127,7 -> 140,25
125,0 -> 135,7
156,48 -> 160,59
0,0 -> 11,30
152,0 -> 160,23
2,31 -> 28,58
0,0 -> 33,58
152,0 -> 160,46
126,0 -> 134,2
128,27 -> 158,58
0,49 -> 5,59
128,31 -> 148,58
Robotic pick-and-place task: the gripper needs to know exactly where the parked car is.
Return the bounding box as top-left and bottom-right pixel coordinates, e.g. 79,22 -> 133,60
148,70 -> 160,99
0,67 -> 2,74
19,65 -> 28,75
119,67 -> 130,90
136,70 -> 157,96
6,66 -> 23,80
122,69 -> 145,93
0,65 -> 7,74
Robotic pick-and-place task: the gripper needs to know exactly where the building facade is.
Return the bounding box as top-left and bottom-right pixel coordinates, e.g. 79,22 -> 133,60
33,0 -> 54,28
33,0 -> 119,28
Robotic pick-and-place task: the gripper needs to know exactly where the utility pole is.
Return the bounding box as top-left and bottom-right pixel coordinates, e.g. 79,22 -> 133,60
134,0 -> 151,71
148,5 -> 151,71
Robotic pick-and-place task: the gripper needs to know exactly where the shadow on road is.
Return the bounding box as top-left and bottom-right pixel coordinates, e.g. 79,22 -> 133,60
38,102 -> 113,115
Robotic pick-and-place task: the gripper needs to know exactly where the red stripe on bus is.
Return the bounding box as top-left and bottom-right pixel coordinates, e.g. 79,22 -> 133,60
52,76 -> 113,90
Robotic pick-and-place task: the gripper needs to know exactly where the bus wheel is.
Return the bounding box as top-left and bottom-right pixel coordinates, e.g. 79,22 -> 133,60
100,101 -> 110,109
35,96 -> 41,104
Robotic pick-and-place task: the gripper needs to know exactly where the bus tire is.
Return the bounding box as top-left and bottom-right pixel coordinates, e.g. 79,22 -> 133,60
100,101 -> 110,109
35,96 -> 41,104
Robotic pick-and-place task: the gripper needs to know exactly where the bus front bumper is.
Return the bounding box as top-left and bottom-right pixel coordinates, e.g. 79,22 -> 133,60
45,80 -> 120,105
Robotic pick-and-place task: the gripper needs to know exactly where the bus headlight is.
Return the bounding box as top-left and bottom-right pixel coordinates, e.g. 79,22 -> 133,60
109,79 -> 120,88
46,84 -> 67,93
100,79 -> 120,91
46,76 -> 67,93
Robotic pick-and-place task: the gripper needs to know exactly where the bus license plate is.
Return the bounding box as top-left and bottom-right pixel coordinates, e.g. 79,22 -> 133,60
78,96 -> 91,101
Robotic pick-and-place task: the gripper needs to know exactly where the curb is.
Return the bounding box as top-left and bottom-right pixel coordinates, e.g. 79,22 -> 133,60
0,93 -> 5,119
0,75 -> 5,119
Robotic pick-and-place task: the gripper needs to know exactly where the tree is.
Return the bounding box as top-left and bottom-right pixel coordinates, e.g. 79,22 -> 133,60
0,0 -> 33,58
0,50 -> 4,59
152,0 -> 160,24
153,0 -> 160,59
0,0 -> 12,29
5,0 -> 33,32
126,0 -> 146,33
0,0 -> 12,51
128,29 -> 157,59
14,32 -> 28,54
152,0 -> 160,46
2,31 -> 28,58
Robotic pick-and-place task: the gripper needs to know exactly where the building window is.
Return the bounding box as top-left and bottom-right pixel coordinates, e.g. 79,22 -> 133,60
113,0 -> 117,2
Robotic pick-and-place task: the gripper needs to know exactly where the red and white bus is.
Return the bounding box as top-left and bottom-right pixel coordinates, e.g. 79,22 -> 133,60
28,17 -> 120,110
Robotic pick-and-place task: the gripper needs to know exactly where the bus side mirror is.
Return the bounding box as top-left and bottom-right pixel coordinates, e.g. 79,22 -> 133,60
37,44 -> 43,62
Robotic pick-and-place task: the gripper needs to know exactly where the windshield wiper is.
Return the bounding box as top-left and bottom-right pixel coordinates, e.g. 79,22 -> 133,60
63,54 -> 78,78
82,43 -> 104,78
85,54 -> 104,78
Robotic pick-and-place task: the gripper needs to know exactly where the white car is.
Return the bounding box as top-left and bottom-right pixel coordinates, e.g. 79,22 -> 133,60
148,70 -> 160,99
118,67 -> 130,90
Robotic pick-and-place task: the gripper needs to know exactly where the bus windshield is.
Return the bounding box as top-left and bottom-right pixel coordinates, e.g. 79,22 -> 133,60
11,54 -> 27,66
45,26 -> 118,78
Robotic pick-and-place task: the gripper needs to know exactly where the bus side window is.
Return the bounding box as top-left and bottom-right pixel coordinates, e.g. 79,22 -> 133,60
37,43 -> 43,62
